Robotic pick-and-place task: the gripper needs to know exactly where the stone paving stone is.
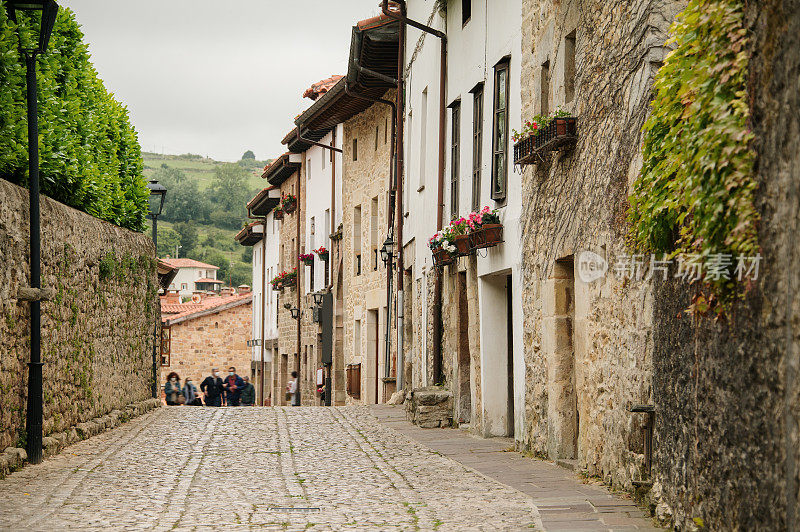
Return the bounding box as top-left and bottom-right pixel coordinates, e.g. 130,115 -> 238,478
371,405 -> 664,532
0,407 -> 543,530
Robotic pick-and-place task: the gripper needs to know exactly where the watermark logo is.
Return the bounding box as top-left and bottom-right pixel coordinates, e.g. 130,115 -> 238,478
577,251 -> 608,283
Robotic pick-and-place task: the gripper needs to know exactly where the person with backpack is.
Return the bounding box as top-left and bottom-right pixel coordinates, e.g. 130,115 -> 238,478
240,375 -> 256,406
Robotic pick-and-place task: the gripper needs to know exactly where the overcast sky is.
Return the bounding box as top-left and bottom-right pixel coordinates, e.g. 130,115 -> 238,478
58,0 -> 379,162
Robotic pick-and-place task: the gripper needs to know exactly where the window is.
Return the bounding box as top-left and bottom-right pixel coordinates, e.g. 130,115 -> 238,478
307,158 -> 312,180
353,205 -> 362,275
353,138 -> 358,161
471,85 -> 484,210
384,118 -> 388,144
492,60 -> 510,201
371,196 -> 379,270
310,217 -> 316,249
419,88 -> 428,191
540,59 -> 550,116
565,31 -> 576,104
181,283 -> 187,290
321,146 -> 326,169
462,0 -> 471,25
375,126 -> 379,151
450,101 -> 461,218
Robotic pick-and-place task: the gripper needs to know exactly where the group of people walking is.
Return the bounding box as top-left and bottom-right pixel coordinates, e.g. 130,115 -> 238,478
164,367 -> 256,407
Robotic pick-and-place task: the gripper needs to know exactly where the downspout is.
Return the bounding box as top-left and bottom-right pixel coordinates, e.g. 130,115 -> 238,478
395,5 -> 406,393
382,0 -> 446,385
260,230 -> 267,405
296,163 -> 302,404
330,126 -> 337,290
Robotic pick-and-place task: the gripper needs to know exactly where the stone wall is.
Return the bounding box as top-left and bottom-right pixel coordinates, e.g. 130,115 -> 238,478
648,2 -> 800,529
159,298 -> 252,389
342,95 -> 397,404
0,179 -> 158,450
518,0 -> 683,486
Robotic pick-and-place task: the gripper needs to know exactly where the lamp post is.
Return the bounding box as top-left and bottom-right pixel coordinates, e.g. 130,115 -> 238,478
380,234 -> 396,384
146,179 -> 166,398
7,0 -> 59,466
380,235 -> 395,267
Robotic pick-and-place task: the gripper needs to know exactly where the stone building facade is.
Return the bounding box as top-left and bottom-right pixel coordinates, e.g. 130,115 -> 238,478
517,0 -> 683,486
342,94 -> 397,405
160,292 -> 253,388
0,179 -> 158,449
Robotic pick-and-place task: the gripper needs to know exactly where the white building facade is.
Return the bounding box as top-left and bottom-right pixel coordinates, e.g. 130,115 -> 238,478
161,258 -> 221,298
402,0 -> 525,441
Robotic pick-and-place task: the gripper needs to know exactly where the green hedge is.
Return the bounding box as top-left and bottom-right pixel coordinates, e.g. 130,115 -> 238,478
0,7 -> 148,232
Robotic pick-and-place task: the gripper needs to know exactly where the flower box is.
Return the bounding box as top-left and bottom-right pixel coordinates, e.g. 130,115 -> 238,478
274,209 -> 284,221
283,277 -> 297,288
513,115 -> 577,166
432,248 -> 455,268
453,235 -> 471,256
469,224 -> 504,250
284,200 -> 297,214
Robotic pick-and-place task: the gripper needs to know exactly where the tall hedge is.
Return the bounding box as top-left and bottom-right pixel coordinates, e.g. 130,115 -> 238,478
0,7 -> 148,232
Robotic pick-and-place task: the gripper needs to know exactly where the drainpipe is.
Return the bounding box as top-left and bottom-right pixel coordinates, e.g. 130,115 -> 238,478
260,231 -> 267,405
296,163 -> 302,403
330,127 -> 337,290
382,0 -> 446,385
395,6 -> 406,392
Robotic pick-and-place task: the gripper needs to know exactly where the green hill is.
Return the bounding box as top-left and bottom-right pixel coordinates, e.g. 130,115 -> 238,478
143,152 -> 272,288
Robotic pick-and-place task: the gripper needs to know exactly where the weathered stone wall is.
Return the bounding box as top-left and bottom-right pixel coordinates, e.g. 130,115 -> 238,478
518,0 -> 683,487
342,95 -> 396,404
648,2 -> 800,529
0,179 -> 158,450
160,299 -> 252,389
274,171 -> 303,406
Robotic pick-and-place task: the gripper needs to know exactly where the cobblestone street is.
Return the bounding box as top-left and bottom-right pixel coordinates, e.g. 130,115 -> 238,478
0,407 -> 543,531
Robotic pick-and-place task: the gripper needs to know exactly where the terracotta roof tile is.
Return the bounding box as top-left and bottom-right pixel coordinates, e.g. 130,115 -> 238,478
161,293 -> 252,324
195,278 -> 223,284
303,75 -> 344,100
160,258 -> 219,270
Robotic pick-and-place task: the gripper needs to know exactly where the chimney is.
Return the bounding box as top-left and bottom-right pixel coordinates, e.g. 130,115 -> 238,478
221,287 -> 235,297
191,290 -> 205,303
164,289 -> 180,305
237,284 -> 251,295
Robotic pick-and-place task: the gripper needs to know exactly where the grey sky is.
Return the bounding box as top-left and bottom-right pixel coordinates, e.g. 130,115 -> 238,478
58,0 -> 380,162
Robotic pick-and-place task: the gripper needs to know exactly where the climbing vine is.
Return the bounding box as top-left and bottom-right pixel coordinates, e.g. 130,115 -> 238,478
628,0 -> 757,309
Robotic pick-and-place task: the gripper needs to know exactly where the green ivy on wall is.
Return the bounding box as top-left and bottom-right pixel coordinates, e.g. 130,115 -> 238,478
0,7 -> 148,232
628,0 -> 757,310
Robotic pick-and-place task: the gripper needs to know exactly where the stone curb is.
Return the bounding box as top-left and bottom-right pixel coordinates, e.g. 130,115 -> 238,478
0,398 -> 160,479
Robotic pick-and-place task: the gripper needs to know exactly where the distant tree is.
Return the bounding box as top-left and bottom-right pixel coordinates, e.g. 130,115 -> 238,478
198,248 -> 231,282
230,262 -> 252,287
207,164 -> 251,228
156,226 -> 181,257
153,165 -> 209,224
241,246 -> 253,263
241,150 -> 255,160
174,221 -> 199,256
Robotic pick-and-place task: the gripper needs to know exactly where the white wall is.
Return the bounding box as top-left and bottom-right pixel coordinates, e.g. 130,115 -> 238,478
304,124 -> 343,294
251,213 -> 280,363
168,266 -> 218,297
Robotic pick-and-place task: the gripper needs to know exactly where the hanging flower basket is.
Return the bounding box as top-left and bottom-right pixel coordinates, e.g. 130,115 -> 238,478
469,224 -> 504,250
282,194 -> 298,214
299,253 -> 314,266
314,246 -> 329,261
274,208 -> 284,221
432,248 -> 455,268
453,235 -> 470,256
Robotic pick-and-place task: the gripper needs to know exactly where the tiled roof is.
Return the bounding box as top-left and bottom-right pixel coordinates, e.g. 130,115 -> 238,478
161,293 -> 252,325
160,258 -> 219,270
303,75 -> 344,100
161,303 -> 200,314
195,278 -> 223,284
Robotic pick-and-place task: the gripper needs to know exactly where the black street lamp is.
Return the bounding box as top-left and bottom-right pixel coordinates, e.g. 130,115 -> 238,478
7,0 -> 59,466
312,291 -> 324,307
146,179 -> 166,398
290,308 -> 301,320
380,235 -> 395,266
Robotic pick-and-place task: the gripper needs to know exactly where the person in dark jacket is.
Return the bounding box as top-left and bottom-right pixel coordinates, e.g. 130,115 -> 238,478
164,372 -> 182,405
200,368 -> 224,407
240,375 -> 256,406
222,366 -> 244,406
183,378 -> 202,406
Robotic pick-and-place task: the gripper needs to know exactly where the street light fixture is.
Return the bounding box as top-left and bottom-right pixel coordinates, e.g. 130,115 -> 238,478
380,235 -> 395,266
146,179 -> 166,399
8,0 -> 60,467
312,291 -> 324,307
290,308 -> 301,320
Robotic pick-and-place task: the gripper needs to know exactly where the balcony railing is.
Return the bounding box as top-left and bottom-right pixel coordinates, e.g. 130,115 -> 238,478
513,116 -> 578,166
